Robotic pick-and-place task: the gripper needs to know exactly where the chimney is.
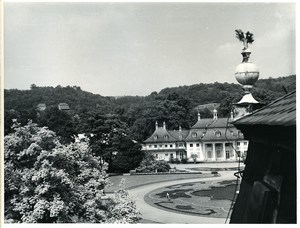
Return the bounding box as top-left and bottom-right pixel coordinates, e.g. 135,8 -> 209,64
155,121 -> 158,130
179,126 -> 182,131
163,121 -> 166,129
230,110 -> 234,119
197,112 -> 201,121
213,108 -> 218,120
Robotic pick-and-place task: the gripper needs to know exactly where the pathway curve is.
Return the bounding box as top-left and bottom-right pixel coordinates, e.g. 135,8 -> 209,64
128,171 -> 236,224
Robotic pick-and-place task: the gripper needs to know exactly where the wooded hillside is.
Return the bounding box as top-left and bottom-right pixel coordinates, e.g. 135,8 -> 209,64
4,75 -> 296,142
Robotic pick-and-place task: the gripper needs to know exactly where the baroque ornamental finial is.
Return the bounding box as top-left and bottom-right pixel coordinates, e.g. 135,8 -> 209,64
235,29 -> 254,50
232,29 -> 260,120
234,29 -> 259,92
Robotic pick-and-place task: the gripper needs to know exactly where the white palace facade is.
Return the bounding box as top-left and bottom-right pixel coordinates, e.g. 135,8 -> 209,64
142,109 -> 248,162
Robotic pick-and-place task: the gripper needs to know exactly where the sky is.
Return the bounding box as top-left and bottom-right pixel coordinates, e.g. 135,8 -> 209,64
4,2 -> 296,96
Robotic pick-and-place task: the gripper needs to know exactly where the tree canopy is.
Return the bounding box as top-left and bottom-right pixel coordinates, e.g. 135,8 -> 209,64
4,75 -> 296,143
4,121 -> 141,223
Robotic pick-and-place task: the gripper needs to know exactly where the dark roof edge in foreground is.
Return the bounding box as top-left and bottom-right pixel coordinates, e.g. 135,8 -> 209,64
232,90 -> 296,125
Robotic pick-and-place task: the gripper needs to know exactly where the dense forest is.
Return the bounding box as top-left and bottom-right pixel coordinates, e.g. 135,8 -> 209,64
5,75 -> 295,143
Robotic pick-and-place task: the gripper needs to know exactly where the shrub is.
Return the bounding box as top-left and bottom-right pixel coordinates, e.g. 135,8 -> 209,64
181,157 -> 188,164
136,153 -> 170,173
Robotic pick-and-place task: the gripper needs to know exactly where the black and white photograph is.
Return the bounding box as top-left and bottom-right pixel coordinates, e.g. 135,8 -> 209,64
1,0 -> 297,225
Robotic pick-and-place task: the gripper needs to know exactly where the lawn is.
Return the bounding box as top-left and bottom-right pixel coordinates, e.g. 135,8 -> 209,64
105,173 -> 218,193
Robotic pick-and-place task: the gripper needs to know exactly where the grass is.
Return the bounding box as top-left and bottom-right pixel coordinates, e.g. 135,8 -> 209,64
191,183 -> 237,200
105,173 -> 217,193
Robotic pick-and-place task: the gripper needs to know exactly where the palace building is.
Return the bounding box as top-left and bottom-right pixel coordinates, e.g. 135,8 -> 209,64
142,30 -> 264,163
142,108 -> 248,163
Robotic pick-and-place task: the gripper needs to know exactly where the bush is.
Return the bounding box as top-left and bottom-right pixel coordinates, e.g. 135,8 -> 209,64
174,158 -> 180,164
181,157 -> 188,164
136,153 -> 171,173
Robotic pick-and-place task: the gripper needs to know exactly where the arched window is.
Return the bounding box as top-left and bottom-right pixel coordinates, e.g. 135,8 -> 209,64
215,131 -> 221,137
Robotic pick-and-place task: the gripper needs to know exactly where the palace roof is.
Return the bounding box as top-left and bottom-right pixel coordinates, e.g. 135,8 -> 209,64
186,127 -> 242,142
201,128 -> 242,142
191,118 -> 235,129
169,130 -> 189,141
144,127 -> 178,143
144,119 -> 243,143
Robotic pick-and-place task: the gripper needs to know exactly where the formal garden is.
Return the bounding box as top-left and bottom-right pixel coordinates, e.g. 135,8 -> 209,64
144,180 -> 238,218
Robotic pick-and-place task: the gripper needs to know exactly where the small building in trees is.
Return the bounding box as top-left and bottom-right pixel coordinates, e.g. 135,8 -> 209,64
230,90 -> 296,223
58,103 -> 70,111
142,108 -> 248,162
37,103 -> 46,111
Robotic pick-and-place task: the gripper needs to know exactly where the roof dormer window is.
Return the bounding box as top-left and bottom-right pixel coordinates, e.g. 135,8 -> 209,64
164,135 -> 169,139
179,135 -> 183,140
154,135 -> 158,140
192,133 -> 197,138
238,130 -> 243,137
215,131 -> 221,137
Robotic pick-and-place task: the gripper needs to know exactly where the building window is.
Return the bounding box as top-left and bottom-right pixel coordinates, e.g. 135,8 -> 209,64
196,143 -> 200,147
170,144 -> 173,148
226,150 -> 230,159
206,144 -> 212,148
159,145 -> 162,147
237,142 -> 240,146
154,145 -> 157,148
149,145 -> 152,148
179,143 -> 183,147
207,151 -> 212,158
192,133 -> 197,138
164,135 -> 169,139
155,154 -> 158,158
165,145 -> 168,148
215,131 -> 221,137
165,154 -> 168,156
180,152 -> 184,159
215,143 -> 222,149
171,154 -> 174,158
244,142 -> 248,146
190,144 -> 193,147
217,150 -> 222,157
154,135 -> 158,140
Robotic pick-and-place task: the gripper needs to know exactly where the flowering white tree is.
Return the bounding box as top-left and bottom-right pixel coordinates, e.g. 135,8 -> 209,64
4,120 -> 140,223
